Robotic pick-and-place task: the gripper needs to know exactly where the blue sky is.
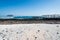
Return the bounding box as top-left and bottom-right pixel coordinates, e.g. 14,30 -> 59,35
0,0 -> 60,16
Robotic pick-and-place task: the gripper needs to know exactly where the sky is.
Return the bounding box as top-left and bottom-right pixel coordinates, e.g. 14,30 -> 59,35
0,0 -> 60,16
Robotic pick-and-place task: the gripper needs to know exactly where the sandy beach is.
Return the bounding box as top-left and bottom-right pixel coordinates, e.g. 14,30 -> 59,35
0,24 -> 60,40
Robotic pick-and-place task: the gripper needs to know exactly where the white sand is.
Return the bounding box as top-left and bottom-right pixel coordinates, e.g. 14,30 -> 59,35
0,24 -> 60,40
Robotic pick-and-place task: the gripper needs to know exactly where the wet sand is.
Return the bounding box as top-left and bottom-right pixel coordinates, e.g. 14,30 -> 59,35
0,19 -> 60,24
